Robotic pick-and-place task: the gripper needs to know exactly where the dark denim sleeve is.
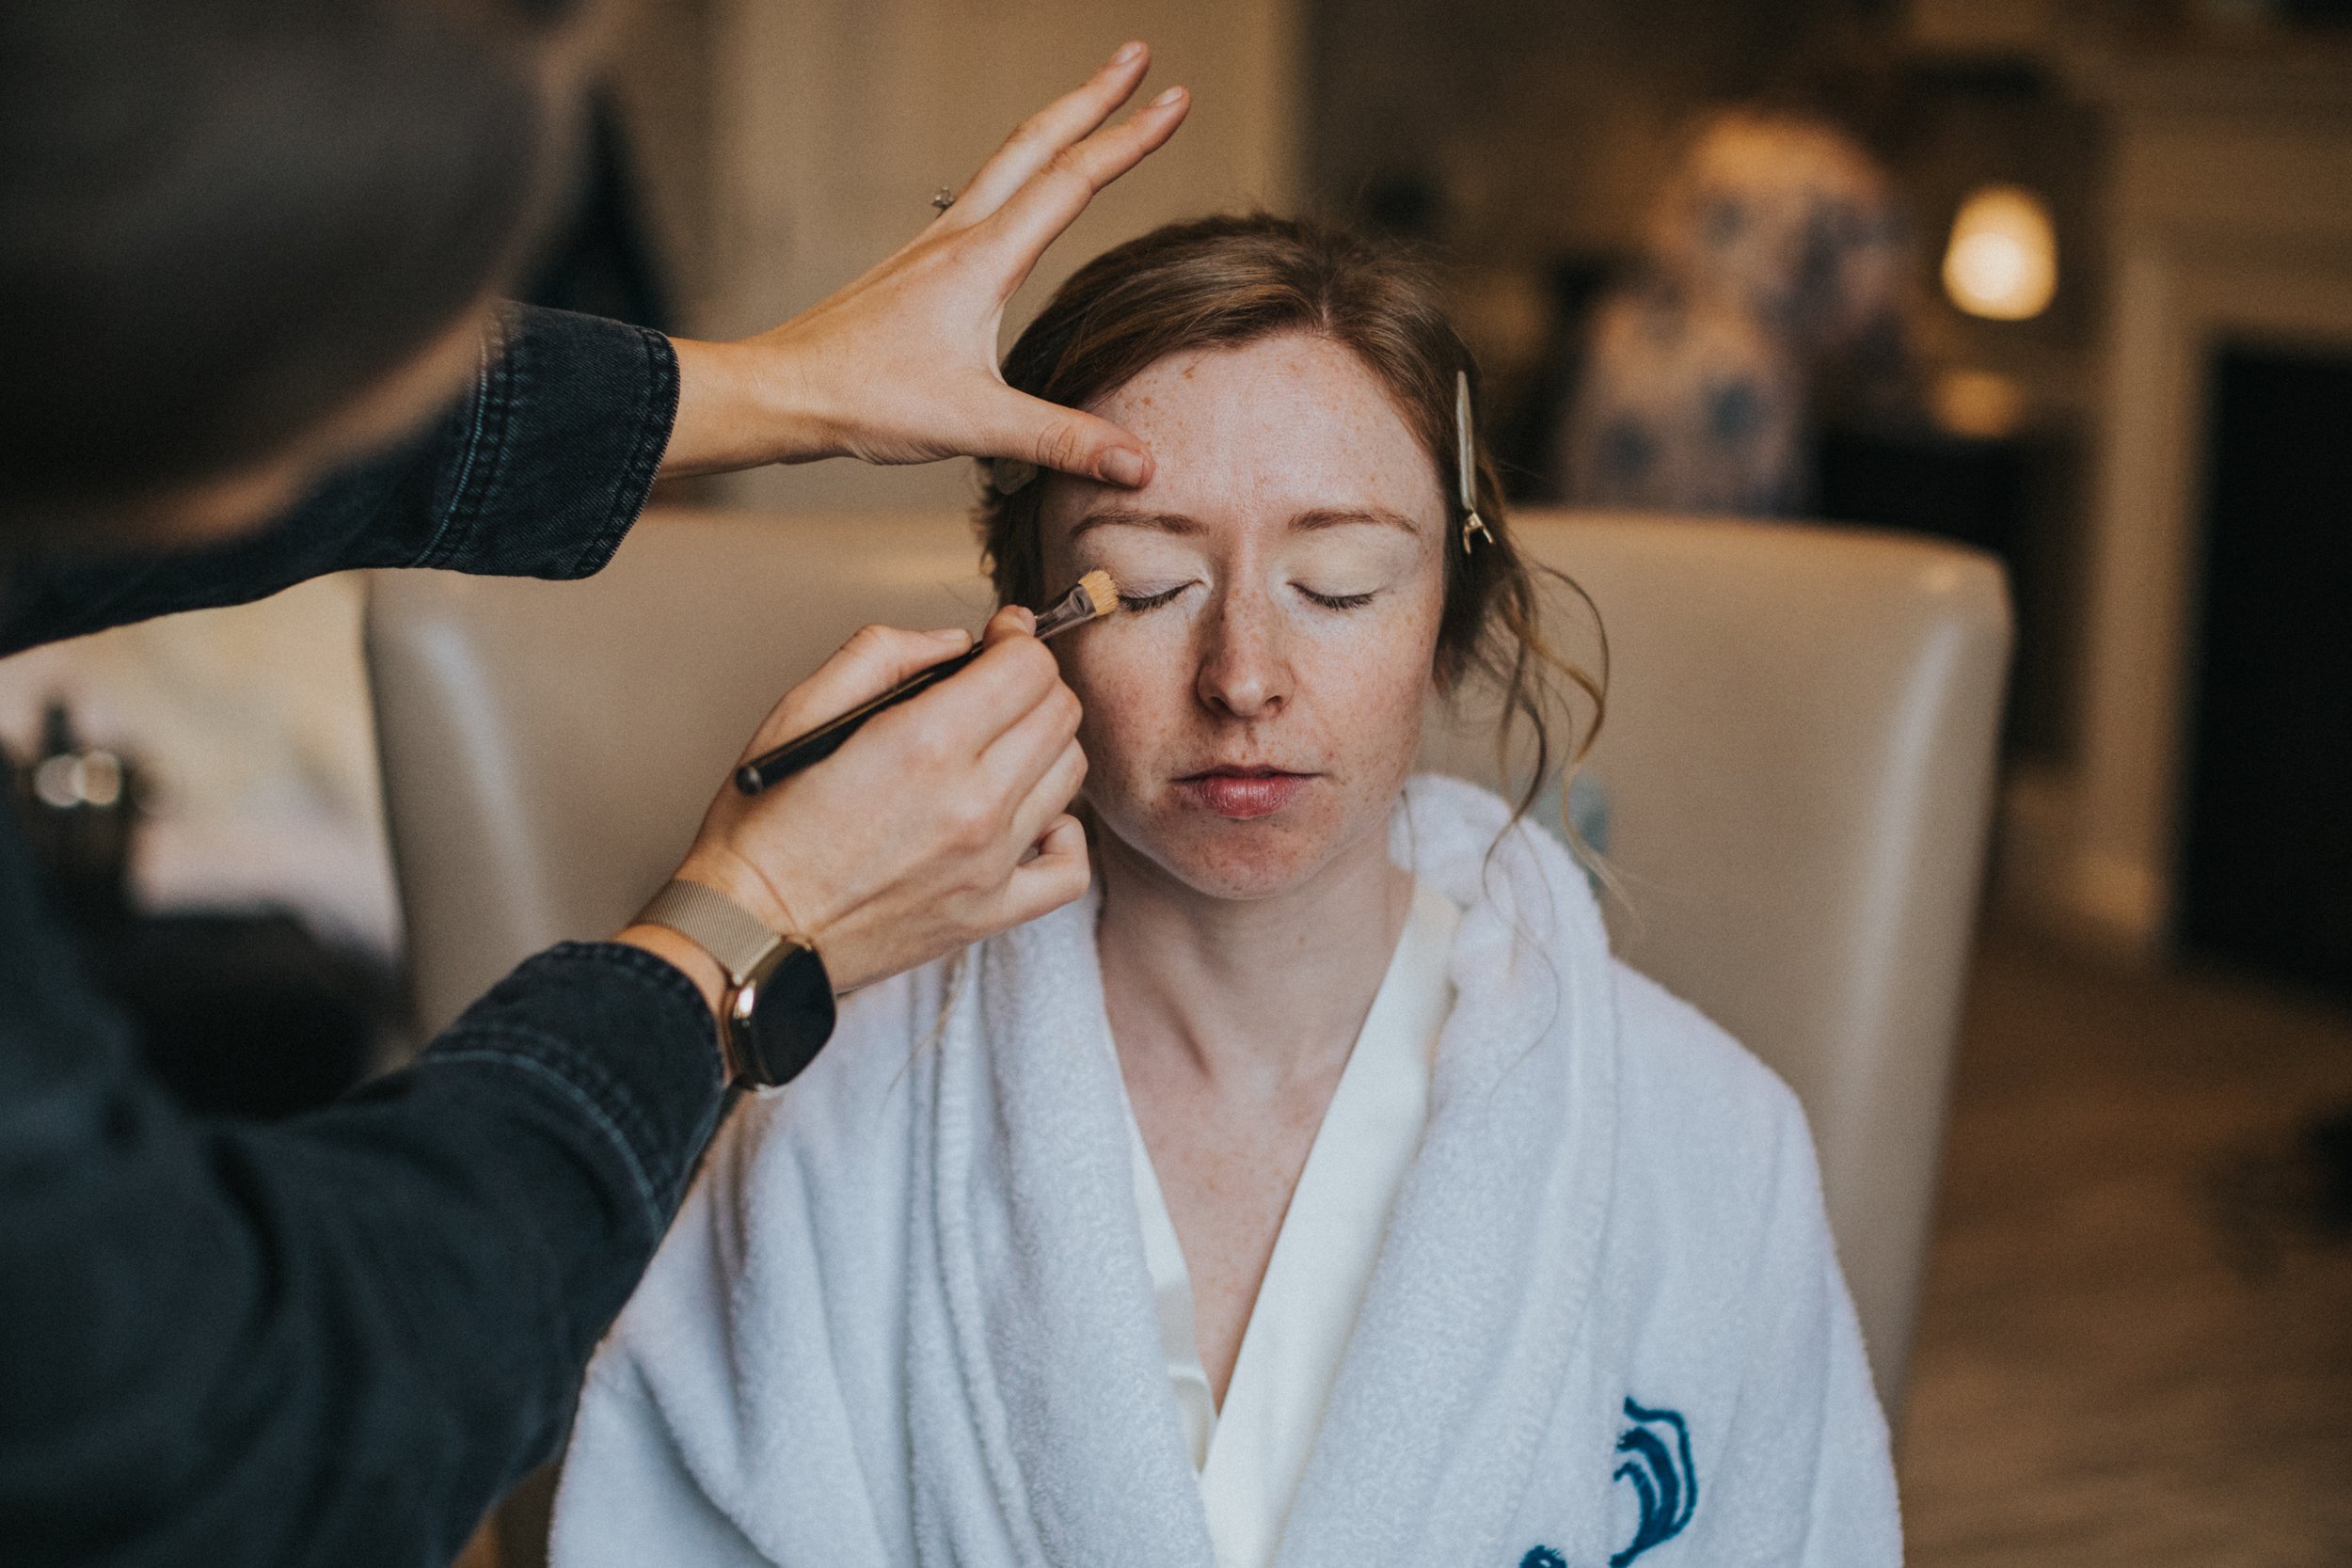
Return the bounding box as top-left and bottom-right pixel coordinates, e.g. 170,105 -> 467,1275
0,802 -> 728,1566
0,302 -> 724,1564
0,305 -> 678,657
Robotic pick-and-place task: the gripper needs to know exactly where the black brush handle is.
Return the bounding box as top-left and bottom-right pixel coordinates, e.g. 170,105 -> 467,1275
733,644 -> 985,796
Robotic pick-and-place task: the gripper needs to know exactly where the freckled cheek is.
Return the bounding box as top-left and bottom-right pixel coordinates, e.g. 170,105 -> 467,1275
1057,639 -> 1192,787
1295,622 -> 1438,777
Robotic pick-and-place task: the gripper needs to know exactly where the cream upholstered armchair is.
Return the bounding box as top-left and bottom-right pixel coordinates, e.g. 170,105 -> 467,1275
364,505 -> 2009,1418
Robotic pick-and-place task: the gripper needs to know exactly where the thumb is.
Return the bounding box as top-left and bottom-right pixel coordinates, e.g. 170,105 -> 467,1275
989,388 -> 1154,488
981,603 -> 1039,644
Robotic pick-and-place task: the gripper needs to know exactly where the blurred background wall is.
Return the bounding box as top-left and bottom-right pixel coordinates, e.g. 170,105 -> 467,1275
9,0 -> 2352,1045
596,0 -> 2352,1011
604,0 -> 1301,513
10,0 -> 2352,1076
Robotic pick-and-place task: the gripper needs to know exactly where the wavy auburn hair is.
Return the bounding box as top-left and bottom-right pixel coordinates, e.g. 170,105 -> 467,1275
975,213 -> 1605,830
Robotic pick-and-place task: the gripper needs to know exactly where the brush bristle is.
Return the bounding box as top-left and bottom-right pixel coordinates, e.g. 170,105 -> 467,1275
1077,568 -> 1119,618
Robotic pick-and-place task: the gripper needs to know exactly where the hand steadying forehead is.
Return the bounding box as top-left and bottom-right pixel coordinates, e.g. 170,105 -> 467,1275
1047,332 -> 1449,562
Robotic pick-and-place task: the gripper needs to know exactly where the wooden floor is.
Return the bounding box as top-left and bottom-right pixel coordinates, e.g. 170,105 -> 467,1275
1899,927 -> 2352,1566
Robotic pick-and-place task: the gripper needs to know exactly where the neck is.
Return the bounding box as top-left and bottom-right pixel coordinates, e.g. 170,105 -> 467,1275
1095,818 -> 1412,1101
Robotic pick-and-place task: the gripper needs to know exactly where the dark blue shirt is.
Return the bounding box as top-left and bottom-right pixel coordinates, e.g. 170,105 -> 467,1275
1,308 -> 733,1566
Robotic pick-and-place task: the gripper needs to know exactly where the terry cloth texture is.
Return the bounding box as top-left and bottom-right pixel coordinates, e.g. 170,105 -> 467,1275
552,774 -> 1902,1568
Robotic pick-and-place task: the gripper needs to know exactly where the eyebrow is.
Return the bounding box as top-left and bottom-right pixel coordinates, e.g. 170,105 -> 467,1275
1068,506 -> 1423,539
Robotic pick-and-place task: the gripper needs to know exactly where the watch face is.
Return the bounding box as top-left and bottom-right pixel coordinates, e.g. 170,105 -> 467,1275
727,943 -> 836,1087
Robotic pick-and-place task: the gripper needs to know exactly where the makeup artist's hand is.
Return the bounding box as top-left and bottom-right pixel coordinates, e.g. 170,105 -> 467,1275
620,607 -> 1089,1004
657,41 -> 1187,488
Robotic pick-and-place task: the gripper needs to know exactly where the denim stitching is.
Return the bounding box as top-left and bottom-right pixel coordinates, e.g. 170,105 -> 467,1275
417,1045 -> 665,1235
441,1016 -> 677,1191
417,328 -> 499,567
569,326 -> 678,578
537,940 -> 712,1016
457,322 -> 520,561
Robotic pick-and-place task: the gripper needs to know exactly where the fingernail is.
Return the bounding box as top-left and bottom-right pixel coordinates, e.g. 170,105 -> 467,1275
932,626 -> 971,643
1151,86 -> 1185,108
1101,448 -> 1150,487
1112,40 -> 1143,64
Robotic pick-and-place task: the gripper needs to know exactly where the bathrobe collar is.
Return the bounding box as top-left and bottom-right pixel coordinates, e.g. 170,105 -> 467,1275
913,775 -> 1623,1568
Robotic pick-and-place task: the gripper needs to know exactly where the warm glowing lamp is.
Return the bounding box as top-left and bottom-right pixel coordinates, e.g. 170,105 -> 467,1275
1942,184 -> 2058,321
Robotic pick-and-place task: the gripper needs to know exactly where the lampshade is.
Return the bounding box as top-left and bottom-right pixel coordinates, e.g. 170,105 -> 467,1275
1942,184 -> 2058,322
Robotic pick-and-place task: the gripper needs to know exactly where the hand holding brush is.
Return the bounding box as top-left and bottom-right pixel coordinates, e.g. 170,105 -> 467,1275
734,571 -> 1120,796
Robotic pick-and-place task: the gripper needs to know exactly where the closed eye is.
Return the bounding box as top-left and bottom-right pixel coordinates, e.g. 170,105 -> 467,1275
1299,587 -> 1377,610
1117,584 -> 1188,612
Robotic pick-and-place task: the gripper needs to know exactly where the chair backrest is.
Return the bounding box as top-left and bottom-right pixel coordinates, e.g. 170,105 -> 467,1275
365,505 -> 2009,1417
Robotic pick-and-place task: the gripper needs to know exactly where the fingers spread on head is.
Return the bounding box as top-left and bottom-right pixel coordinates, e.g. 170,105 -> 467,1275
946,42 -> 1152,224
979,390 -> 1153,486
975,87 -> 1188,273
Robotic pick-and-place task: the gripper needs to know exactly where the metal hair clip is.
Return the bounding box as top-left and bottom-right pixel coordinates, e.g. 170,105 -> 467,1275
1456,370 -> 1495,554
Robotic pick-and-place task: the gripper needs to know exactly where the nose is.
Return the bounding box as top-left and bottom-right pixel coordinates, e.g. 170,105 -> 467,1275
1194,582 -> 1289,721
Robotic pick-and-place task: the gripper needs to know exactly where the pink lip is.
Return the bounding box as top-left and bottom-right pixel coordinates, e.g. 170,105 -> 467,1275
1175,767 -> 1311,820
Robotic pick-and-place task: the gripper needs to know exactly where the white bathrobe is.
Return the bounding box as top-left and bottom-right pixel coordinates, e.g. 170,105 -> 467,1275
552,775 -> 1901,1568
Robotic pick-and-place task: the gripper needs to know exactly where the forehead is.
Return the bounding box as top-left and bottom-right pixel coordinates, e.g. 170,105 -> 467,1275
1065,333 -> 1446,536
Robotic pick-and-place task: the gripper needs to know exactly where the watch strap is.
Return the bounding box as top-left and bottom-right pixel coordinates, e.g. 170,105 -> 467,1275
634,879 -> 781,983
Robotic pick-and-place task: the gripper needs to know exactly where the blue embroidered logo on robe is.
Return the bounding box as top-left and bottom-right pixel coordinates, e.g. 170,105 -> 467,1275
1611,1399 -> 1697,1563
1518,1396 -> 1698,1568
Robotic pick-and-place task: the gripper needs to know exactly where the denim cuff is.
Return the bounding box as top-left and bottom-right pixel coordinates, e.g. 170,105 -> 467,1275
425,942 -> 723,1234
415,306 -> 680,579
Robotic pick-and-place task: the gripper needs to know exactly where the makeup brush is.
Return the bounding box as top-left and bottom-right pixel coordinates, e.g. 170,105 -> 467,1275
733,570 -> 1120,796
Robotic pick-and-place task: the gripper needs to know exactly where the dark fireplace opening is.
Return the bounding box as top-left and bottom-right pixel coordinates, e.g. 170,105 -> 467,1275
2180,341 -> 2352,1002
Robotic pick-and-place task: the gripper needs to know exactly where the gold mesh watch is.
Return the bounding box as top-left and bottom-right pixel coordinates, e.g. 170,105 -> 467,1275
633,879 -> 835,1088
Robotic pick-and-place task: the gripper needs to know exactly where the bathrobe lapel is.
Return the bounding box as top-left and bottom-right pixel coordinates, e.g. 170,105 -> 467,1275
912,779 -> 1622,1568
912,893 -> 1216,1568
1274,782 -> 1624,1568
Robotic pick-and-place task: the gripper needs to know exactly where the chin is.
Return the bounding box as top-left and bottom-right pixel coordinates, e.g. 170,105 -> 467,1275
1109,803 -> 1351,902
1164,842 -> 1330,900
